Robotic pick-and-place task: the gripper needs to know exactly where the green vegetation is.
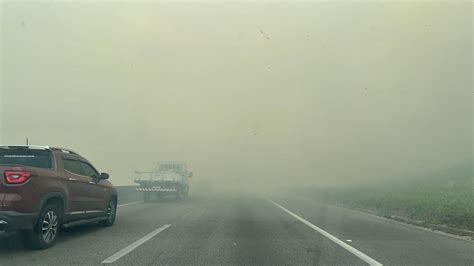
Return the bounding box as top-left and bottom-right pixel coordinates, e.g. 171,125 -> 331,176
309,177 -> 474,231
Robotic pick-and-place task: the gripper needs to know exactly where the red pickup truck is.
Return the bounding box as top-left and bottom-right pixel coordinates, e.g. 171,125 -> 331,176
0,145 -> 117,249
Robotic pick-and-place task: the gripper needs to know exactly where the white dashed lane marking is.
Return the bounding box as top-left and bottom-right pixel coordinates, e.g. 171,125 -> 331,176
102,224 -> 172,264
267,198 -> 383,266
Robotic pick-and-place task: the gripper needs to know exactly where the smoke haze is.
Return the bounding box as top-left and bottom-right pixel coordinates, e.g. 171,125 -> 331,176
1,1 -> 472,191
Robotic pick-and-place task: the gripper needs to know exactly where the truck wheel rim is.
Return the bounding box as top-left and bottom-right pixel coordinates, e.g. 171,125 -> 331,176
42,210 -> 58,243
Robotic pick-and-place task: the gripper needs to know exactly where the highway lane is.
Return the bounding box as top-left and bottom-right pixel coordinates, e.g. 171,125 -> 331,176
0,193 -> 472,265
272,195 -> 474,265
111,196 -> 366,266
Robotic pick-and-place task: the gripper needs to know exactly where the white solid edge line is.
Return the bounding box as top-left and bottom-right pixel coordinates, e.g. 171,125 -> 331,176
102,224 -> 172,264
117,201 -> 142,207
266,198 -> 383,266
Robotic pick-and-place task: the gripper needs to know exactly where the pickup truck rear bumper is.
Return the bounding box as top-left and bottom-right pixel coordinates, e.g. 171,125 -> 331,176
0,211 -> 37,232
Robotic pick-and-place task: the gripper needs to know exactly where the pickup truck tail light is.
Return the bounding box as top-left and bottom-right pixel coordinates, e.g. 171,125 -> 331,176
4,171 -> 32,184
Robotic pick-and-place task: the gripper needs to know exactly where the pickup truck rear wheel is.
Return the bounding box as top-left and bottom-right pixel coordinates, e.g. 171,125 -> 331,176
174,190 -> 184,200
23,203 -> 60,249
156,193 -> 164,201
143,192 -> 152,202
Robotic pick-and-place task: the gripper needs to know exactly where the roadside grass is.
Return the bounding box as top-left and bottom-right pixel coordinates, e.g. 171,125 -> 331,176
308,177 -> 474,231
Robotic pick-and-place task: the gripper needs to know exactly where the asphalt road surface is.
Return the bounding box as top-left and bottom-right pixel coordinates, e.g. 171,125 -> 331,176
0,193 -> 472,265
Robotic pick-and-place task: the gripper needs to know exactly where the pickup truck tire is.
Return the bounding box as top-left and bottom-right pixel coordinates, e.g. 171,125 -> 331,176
23,203 -> 61,250
156,193 -> 164,201
174,191 -> 183,200
143,192 -> 152,202
99,198 -> 117,227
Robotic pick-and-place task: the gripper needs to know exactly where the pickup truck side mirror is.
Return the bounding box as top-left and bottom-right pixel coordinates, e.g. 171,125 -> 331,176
100,172 -> 110,180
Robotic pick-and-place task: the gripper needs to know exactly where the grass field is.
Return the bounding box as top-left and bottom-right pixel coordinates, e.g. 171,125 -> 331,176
308,176 -> 474,231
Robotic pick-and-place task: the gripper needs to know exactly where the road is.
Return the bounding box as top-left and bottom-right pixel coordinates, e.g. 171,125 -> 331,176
0,192 -> 472,265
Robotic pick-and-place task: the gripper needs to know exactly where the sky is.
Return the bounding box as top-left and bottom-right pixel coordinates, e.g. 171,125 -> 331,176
1,1 -> 472,189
